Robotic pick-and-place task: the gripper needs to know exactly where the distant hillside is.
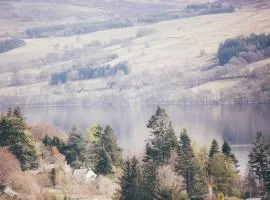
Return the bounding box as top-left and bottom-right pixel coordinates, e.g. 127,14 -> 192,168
0,0 -> 269,105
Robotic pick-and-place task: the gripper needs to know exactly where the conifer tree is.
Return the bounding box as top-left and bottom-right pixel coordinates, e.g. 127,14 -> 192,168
147,106 -> 176,165
141,159 -> 160,200
248,132 -> 270,194
175,129 -> 194,175
175,129 -> 195,198
222,140 -> 239,170
43,134 -> 51,146
119,157 -> 142,200
63,125 -> 86,166
95,145 -> 113,174
188,158 -> 209,199
101,125 -> 122,167
165,121 -> 178,151
0,107 -> 39,170
209,139 -> 220,158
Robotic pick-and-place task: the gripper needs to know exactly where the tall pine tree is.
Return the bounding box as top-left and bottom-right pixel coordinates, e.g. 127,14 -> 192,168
175,129 -> 196,198
147,106 -> 177,165
209,139 -> 220,158
101,125 -> 122,167
248,132 -> 270,195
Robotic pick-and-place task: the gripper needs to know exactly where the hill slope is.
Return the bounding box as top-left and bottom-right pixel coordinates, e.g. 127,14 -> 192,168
0,0 -> 270,105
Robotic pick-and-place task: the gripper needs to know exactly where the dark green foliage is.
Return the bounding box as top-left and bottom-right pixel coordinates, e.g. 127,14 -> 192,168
0,107 -> 39,170
142,142 -> 155,164
95,145 -> 113,174
209,139 -> 220,158
63,126 -> 86,166
248,132 -> 270,194
175,129 -> 194,176
43,134 -> 51,146
119,157 -> 142,200
222,140 -> 239,170
100,125 -> 123,167
221,140 -> 231,156
166,121 -> 178,150
218,34 -> 270,65
0,38 -> 25,54
59,124 -> 121,173
141,159 -> 160,200
42,134 -> 66,155
9,141 -> 39,170
146,106 -> 177,165
175,129 -> 207,198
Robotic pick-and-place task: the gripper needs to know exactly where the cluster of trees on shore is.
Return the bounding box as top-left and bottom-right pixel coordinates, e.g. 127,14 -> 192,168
0,107 -> 39,170
218,33 -> 270,65
1,106 -> 270,199
116,107 -> 270,200
43,124 -> 123,174
116,107 -> 240,200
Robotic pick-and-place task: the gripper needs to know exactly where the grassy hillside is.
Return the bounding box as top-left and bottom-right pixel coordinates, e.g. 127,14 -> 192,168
0,0 -> 270,105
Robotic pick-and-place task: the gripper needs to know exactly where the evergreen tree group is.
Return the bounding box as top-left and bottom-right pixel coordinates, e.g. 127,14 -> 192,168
0,107 -> 39,170
146,106 -> 177,165
44,123 -> 123,174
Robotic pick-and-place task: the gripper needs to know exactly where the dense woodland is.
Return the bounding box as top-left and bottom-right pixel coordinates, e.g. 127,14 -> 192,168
0,107 -> 270,199
218,34 -> 270,65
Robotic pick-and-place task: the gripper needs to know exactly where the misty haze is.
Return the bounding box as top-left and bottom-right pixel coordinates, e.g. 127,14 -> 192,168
0,0 -> 270,199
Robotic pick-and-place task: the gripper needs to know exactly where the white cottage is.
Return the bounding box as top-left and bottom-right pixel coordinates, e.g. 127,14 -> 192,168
72,168 -> 97,183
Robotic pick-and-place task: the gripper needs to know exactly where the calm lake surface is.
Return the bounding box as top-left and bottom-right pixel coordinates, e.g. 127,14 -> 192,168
2,104 -> 270,174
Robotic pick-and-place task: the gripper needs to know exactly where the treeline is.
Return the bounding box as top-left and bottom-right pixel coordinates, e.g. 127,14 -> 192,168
25,20 -> 133,38
116,107 -> 241,200
1,107 -> 270,199
116,107 -> 270,200
50,61 -> 130,85
218,33 -> 270,65
0,38 -> 25,54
